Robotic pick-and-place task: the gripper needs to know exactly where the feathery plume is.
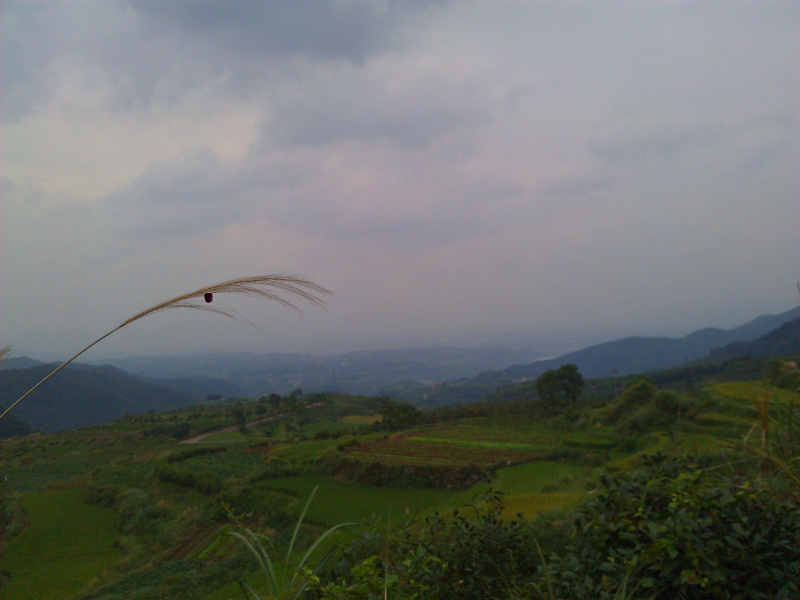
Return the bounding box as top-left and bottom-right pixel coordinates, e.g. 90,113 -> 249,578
0,275 -> 332,422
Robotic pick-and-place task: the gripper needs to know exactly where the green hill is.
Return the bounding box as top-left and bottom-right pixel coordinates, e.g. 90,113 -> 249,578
0,364 -> 194,433
0,364 -> 798,599
506,305 -> 799,379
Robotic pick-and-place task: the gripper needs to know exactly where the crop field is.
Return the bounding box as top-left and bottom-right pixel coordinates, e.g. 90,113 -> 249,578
200,431 -> 248,442
269,437 -> 349,462
273,474 -> 460,525
419,421 -> 563,445
340,415 -> 382,425
345,437 -> 542,467
178,448 -> 264,478
344,422 -> 564,468
2,457 -> 106,493
1,489 -> 122,600
713,382 -> 799,405
491,460 -> 594,494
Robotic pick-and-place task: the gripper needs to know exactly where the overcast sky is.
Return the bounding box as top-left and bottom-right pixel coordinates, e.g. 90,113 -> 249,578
2,1 -> 798,360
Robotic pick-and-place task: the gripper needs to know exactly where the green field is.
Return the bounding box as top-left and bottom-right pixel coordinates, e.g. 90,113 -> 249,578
1,489 -> 122,600
199,431 -> 249,442
343,421 -> 564,467
2,367 -> 796,600
340,415 -> 382,425
274,474 -> 460,525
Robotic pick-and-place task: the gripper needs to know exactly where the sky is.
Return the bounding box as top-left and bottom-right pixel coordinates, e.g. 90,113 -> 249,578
2,1 -> 798,361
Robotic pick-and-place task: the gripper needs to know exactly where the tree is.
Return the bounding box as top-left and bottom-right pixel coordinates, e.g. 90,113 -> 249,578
535,363 -> 584,414
268,393 -> 281,411
377,400 -> 424,431
232,407 -> 247,435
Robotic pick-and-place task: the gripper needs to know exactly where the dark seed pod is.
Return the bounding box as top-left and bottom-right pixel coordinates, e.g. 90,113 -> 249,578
204,292 -> 213,303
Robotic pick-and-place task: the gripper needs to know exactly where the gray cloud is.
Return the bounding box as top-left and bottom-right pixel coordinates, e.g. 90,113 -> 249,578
589,122 -> 730,163
2,0 -> 441,120
262,79 -> 491,151
3,1 -> 798,360
2,3 -> 73,122
539,176 -> 613,201
132,1 -> 438,64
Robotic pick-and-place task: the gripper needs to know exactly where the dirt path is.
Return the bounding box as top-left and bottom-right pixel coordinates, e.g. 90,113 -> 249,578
180,402 -> 324,444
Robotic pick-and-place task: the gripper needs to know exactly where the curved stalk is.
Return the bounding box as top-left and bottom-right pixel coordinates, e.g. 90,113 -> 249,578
0,274 -> 332,422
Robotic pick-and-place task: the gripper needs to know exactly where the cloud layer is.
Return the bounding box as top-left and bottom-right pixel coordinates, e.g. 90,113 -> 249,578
3,1 -> 798,359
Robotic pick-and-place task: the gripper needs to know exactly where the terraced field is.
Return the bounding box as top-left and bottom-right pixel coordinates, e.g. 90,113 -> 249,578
344,422 -> 564,467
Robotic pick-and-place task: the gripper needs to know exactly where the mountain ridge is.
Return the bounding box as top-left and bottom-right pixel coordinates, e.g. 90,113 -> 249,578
506,306 -> 800,379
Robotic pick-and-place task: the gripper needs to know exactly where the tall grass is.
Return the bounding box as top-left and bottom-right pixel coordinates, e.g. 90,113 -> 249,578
229,485 -> 355,600
0,274 -> 332,422
745,385 -> 800,488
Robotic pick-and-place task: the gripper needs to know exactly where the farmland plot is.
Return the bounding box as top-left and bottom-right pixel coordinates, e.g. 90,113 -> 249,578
345,423 -> 564,468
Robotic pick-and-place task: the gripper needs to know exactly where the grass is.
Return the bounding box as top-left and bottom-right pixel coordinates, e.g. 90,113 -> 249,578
269,438 -> 344,462
342,423 -> 566,468
178,448 -> 262,478
1,488 -> 122,600
714,381 -> 800,406
200,431 -> 249,443
272,475 -> 460,525
501,491 -> 585,519
340,415 -> 382,425
491,460 -> 592,494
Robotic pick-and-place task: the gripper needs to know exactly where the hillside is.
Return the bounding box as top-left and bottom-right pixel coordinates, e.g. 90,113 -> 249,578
0,364 -> 195,433
506,305 -> 799,379
1,367 -> 797,599
703,317 -> 800,363
395,307 -> 800,408
0,357 -> 45,370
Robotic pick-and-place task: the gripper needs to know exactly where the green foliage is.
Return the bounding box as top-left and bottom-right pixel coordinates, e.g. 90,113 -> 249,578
376,399 -> 426,431
230,485 -> 356,600
154,461 -> 222,494
412,488 -> 541,600
322,488 -> 540,600
117,487 -> 167,535
1,489 -> 122,600
601,378 -> 659,428
321,455 -> 486,489
214,487 -> 293,524
535,364 -> 585,415
0,405 -> 32,439
316,549 -> 445,600
143,421 -> 191,439
544,454 -> 800,599
78,556 -> 255,600
768,359 -> 800,391
165,444 -> 227,463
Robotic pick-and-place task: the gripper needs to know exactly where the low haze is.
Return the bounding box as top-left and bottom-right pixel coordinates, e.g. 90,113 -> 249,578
2,1 -> 798,361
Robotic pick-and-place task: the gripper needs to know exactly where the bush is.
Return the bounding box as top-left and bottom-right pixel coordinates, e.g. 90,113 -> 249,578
544,454 -> 800,599
321,488 -> 540,600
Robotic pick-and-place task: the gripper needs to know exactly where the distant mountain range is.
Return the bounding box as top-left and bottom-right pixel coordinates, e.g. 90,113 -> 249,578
2,305 -> 798,433
702,317 -> 800,364
506,306 -> 800,380
90,346 -> 543,396
380,307 -> 800,406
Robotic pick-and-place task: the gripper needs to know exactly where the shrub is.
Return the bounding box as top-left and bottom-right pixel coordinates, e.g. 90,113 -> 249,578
544,454 -> 800,599
321,488 -> 540,600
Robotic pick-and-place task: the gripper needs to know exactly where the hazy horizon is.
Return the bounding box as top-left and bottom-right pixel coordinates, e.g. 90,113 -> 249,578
3,2 -> 798,362
9,301 -> 799,366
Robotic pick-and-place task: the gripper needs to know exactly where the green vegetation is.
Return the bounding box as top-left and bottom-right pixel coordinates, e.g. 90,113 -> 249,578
0,354 -> 798,599
1,489 -> 122,599
231,486 -> 355,600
